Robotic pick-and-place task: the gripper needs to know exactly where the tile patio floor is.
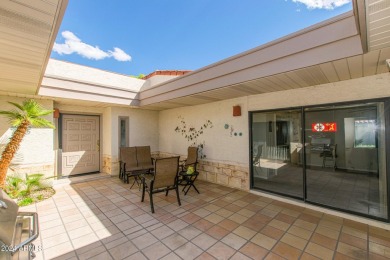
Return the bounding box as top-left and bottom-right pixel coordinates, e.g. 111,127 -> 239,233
20,176 -> 390,260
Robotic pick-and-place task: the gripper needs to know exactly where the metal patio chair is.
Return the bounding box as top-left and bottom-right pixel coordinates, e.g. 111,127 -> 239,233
141,156 -> 181,213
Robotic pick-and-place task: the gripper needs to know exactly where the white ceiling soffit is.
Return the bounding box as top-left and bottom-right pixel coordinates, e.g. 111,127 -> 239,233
365,0 -> 390,51
0,0 -> 68,95
141,46 -> 390,111
139,12 -> 363,107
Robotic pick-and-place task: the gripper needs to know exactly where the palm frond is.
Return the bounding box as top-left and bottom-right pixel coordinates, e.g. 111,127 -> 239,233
29,118 -> 55,128
7,101 -> 24,111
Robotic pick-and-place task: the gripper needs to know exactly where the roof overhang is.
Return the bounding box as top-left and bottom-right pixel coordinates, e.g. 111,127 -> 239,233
139,11 -> 366,109
138,1 -> 390,110
0,0 -> 68,95
39,59 -> 144,106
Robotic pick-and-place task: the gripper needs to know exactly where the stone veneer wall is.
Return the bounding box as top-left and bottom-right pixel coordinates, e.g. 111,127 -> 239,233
8,163 -> 54,177
158,151 -> 249,191
197,160 -> 249,191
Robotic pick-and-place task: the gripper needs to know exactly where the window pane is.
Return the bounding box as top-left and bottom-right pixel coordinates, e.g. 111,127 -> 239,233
251,109 -> 303,198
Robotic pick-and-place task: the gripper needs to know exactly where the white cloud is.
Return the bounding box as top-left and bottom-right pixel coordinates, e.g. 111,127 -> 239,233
53,31 -> 132,62
109,47 -> 131,62
292,0 -> 351,9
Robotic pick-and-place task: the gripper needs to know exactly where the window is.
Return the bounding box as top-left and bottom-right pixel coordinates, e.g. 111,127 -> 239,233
354,119 -> 376,148
119,117 -> 129,147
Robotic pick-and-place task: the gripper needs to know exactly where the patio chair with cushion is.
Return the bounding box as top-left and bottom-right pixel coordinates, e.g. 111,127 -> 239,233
141,156 -> 181,213
178,146 -> 200,195
120,147 -> 143,188
136,146 -> 154,172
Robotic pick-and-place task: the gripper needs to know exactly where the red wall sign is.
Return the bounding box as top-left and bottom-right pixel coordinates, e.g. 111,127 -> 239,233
312,122 -> 337,132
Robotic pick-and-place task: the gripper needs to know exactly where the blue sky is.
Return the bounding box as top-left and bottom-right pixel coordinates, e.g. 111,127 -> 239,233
51,0 -> 352,76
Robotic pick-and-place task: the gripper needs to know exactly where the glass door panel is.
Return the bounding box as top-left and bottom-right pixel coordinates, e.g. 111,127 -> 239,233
251,109 -> 303,198
304,103 -> 387,219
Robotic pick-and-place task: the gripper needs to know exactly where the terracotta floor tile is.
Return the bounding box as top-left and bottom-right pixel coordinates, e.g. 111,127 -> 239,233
206,242 -> 237,259
221,233 -> 248,250
370,234 -> 390,248
251,233 -> 277,250
175,242 -> 204,260
150,225 -> 175,240
336,242 -> 367,259
181,212 -> 201,224
305,242 -> 334,259
240,242 -> 269,259
162,234 -> 188,250
252,212 -> 273,224
195,252 -> 216,260
315,225 -> 340,240
343,219 -> 368,232
214,208 -> 234,218
233,226 -> 257,240
261,225 -> 285,240
269,219 -> 291,231
298,213 -> 321,224
127,252 -> 148,260
204,213 -> 225,224
275,212 -> 297,225
217,219 -> 240,231
192,233 -> 218,250
280,233 -> 308,250
142,241 -> 171,260
131,232 -> 158,250
224,203 -> 242,212
369,252 -> 390,260
230,252 -> 252,260
342,226 -> 368,240
228,213 -> 249,224
318,219 -> 342,231
205,225 -> 230,240
310,233 -> 337,250
192,219 -> 214,232
333,252 -> 355,260
300,252 -> 321,260
288,225 -> 313,240
370,226 -> 390,239
272,242 -> 302,260
294,219 -> 317,232
369,241 -> 390,258
241,217 -> 265,232
339,232 -> 367,250
265,252 -> 286,260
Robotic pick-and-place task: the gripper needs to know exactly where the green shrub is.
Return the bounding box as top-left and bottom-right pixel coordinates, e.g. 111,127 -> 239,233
18,197 -> 33,206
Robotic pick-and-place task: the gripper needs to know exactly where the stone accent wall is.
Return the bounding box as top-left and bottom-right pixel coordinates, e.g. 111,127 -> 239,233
9,163 -> 54,178
158,151 -> 249,191
103,155 -> 119,176
197,160 -> 249,191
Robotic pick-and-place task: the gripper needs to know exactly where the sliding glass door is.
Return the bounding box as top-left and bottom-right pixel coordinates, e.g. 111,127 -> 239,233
305,102 -> 387,219
250,109 -> 303,198
250,100 -> 388,220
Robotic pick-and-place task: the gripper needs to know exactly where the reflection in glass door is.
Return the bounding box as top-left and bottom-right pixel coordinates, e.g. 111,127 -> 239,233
251,109 -> 303,198
304,102 -> 387,219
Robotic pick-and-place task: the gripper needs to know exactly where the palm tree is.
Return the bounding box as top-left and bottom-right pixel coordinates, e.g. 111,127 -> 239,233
0,100 -> 54,188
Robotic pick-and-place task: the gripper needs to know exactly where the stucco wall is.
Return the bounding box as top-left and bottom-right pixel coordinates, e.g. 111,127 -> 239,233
0,97 -> 54,176
248,73 -> 390,111
158,73 -> 390,190
159,97 -> 250,190
103,107 -> 159,175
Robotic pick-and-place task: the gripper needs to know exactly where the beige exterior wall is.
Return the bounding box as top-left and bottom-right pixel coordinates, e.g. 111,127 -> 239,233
159,73 -> 390,191
0,97 -> 54,176
248,73 -> 390,110
159,97 -> 250,190
103,107 -> 159,176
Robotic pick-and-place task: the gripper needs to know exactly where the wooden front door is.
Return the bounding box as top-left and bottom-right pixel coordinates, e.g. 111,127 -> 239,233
61,114 -> 100,176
